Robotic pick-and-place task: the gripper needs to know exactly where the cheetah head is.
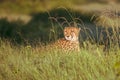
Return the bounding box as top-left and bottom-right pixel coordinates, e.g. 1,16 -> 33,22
64,27 -> 80,41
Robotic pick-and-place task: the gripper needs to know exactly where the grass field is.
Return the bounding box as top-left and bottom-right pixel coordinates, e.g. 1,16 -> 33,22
0,40 -> 120,80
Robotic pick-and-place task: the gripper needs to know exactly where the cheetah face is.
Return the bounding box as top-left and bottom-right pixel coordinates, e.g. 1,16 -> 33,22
64,27 -> 80,41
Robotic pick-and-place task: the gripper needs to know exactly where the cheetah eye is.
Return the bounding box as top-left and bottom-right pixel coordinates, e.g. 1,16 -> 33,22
64,31 -> 67,34
65,30 -> 68,32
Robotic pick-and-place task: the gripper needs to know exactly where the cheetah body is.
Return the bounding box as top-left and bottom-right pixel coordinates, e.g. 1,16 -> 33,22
54,27 -> 80,52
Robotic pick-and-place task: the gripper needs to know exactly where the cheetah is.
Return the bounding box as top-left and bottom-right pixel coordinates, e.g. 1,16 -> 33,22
54,27 -> 80,52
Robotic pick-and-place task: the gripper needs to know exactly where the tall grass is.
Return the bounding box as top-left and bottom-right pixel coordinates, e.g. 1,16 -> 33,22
94,9 -> 120,50
0,40 -> 120,80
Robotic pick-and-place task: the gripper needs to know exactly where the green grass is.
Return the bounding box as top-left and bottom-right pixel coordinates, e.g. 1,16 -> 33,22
0,40 -> 120,80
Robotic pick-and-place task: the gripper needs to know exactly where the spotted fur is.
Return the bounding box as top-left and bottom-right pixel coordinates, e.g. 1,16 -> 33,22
54,27 -> 80,52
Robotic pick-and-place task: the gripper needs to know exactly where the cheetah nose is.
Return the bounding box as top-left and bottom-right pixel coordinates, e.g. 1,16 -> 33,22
67,36 -> 69,37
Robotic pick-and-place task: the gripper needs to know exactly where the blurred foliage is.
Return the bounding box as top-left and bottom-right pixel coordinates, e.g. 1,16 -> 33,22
0,0 -> 120,14
0,0 -> 119,4
0,0 -> 120,47
0,8 -> 119,50
0,8 -> 93,45
0,19 -> 24,44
